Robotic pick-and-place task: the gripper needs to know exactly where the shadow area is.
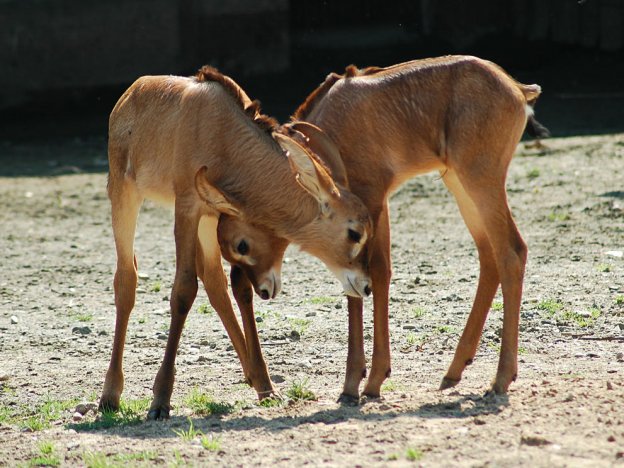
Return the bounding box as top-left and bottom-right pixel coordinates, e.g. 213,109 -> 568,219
0,136 -> 108,178
68,391 -> 508,439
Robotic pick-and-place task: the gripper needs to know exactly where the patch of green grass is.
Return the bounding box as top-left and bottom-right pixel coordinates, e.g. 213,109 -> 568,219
197,303 -> 214,315
597,263 -> 611,273
381,380 -> 397,393
491,301 -> 504,312
286,379 -> 317,402
527,168 -> 541,179
387,453 -> 399,461
173,418 -> 202,441
82,451 -> 111,468
487,342 -> 501,353
538,299 -> 599,328
305,296 -> 334,305
29,441 -> 60,467
547,211 -> 571,222
170,450 -> 186,467
200,434 -> 222,452
412,307 -> 427,318
0,404 -> 14,424
288,317 -> 311,335
435,325 -> 453,334
537,299 -> 564,317
616,295 -> 624,305
19,396 -> 79,431
560,308 -> 600,327
406,447 -> 424,462
518,346 -> 528,355
184,388 -> 234,416
115,451 -> 158,463
405,332 -> 418,346
258,397 -> 283,408
82,450 -> 158,468
69,398 -> 149,431
149,281 -> 162,293
137,317 -> 147,324
75,313 -> 93,322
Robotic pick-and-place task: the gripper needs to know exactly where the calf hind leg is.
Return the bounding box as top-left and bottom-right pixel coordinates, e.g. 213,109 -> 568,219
99,178 -> 142,412
148,208 -> 200,420
451,166 -> 526,394
439,170 -> 500,390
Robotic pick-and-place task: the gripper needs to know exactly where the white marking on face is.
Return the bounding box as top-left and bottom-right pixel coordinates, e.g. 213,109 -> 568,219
230,250 -> 257,266
350,230 -> 367,259
327,266 -> 370,298
258,267 -> 282,299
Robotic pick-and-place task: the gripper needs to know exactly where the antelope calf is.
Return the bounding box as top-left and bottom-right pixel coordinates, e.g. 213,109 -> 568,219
218,55 -> 550,401
99,66 -> 372,419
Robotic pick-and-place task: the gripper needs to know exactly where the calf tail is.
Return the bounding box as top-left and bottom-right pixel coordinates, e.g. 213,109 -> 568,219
520,83 -> 550,139
525,114 -> 551,138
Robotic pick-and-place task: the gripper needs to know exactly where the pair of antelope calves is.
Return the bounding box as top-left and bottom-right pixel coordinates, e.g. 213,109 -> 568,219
99,56 -> 548,419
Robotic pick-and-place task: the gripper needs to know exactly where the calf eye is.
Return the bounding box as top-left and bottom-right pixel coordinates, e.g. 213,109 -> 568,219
237,240 -> 249,255
347,229 -> 362,243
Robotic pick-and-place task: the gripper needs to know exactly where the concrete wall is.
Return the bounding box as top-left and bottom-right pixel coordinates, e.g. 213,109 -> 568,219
0,0 -> 289,109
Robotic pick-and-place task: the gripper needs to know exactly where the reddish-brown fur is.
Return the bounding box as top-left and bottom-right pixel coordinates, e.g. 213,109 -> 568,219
99,67 -> 372,419
220,55 -> 549,400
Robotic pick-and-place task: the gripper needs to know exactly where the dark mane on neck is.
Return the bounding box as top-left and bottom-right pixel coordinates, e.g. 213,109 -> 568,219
195,65 -> 278,133
292,64 -> 386,121
292,72 -> 342,121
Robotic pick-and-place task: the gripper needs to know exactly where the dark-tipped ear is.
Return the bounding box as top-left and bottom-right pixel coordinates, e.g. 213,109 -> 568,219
273,132 -> 339,214
194,166 -> 241,217
286,121 -> 349,188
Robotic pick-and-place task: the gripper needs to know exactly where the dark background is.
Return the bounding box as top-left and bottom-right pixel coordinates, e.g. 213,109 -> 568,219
1,0 -> 623,141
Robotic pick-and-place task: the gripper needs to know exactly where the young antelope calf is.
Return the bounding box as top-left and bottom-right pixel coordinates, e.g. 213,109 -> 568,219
218,55 -> 550,401
100,66 -> 372,419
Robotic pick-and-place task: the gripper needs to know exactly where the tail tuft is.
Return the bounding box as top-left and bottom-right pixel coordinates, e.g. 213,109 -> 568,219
525,115 -> 550,139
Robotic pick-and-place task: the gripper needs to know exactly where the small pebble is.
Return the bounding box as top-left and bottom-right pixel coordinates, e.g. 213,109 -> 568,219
255,316 -> 264,323
72,326 -> 92,335
72,412 -> 83,422
10,315 -> 18,324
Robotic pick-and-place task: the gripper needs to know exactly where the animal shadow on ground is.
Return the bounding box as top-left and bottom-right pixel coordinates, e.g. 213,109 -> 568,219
67,392 -> 508,439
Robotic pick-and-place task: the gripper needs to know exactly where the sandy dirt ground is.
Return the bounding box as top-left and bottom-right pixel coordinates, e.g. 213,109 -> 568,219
0,132 -> 623,466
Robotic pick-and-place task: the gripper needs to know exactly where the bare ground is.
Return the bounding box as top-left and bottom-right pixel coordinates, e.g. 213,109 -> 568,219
0,133 -> 623,466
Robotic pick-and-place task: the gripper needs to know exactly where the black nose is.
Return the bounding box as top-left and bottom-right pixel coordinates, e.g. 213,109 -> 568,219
260,289 -> 270,300
364,285 -> 372,296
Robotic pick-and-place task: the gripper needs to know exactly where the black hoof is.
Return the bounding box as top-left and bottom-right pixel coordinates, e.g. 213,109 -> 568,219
360,393 -> 382,405
337,393 -> 360,406
147,406 -> 171,420
98,398 -> 120,413
439,376 -> 461,391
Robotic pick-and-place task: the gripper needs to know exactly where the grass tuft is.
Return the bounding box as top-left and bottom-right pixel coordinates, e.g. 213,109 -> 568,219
286,379 -> 317,402
200,434 -> 222,452
29,441 -> 60,467
184,388 -> 235,416
69,398 -> 149,431
406,447 -> 424,461
173,418 -> 202,441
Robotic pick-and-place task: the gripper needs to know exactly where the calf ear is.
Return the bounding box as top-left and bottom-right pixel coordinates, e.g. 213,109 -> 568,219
273,132 -> 339,215
194,166 -> 241,217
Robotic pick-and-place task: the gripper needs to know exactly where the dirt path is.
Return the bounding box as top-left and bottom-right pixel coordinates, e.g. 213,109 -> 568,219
0,133 -> 623,466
